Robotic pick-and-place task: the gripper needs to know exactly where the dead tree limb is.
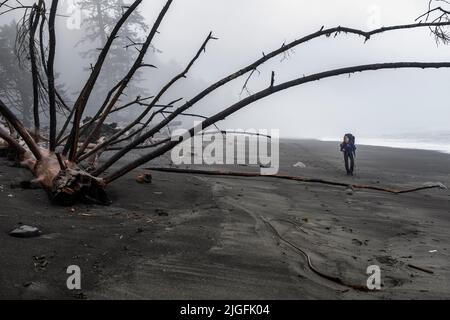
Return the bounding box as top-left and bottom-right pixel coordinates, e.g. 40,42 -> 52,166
63,0 -> 144,159
0,126 -> 27,156
57,80 -> 124,146
29,2 -> 42,137
144,167 -> 447,195
416,1 -> 450,44
94,21 -> 450,175
0,99 -> 41,160
407,264 -> 435,274
103,61 -> 450,183
79,31 -> 215,162
73,0 -> 174,160
106,137 -> 171,151
46,0 -> 58,151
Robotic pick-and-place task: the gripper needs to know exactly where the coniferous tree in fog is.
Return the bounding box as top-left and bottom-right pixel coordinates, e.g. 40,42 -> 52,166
0,17 -> 67,133
0,23 -> 34,127
77,0 -> 150,111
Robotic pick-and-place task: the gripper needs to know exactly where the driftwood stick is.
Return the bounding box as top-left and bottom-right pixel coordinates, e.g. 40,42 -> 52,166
145,167 -> 447,195
407,264 -> 435,274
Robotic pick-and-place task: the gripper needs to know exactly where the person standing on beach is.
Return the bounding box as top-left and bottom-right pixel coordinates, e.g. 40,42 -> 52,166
340,133 -> 356,175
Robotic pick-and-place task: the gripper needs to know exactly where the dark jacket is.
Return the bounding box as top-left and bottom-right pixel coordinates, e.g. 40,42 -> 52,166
340,142 -> 356,154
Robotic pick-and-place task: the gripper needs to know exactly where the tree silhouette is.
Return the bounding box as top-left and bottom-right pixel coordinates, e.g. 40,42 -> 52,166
77,0 -> 149,108
0,22 -> 33,127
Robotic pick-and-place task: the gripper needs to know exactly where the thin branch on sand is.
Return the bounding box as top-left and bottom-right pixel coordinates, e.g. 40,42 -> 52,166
144,167 -> 447,195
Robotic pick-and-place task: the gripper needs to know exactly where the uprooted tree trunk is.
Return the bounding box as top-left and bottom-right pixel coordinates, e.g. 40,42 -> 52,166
1,99 -> 108,205
33,152 -> 108,205
49,167 -> 109,205
1,0 -> 450,205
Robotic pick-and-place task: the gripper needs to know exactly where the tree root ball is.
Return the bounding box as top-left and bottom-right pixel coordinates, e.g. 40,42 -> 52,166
50,168 -> 110,206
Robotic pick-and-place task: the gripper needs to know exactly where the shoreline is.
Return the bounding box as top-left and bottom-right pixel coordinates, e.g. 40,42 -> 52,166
315,137 -> 450,155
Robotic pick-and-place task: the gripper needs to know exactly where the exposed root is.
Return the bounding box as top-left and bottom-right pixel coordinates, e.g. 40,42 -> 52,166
51,168 -> 109,206
1,146 -> 109,206
146,167 -> 447,195
33,151 -> 66,188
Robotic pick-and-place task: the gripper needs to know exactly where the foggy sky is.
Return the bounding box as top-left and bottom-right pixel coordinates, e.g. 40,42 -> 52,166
139,0 -> 450,139
2,0 -> 450,139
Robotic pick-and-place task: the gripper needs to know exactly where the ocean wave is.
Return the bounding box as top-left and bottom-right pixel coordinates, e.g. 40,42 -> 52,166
319,136 -> 450,154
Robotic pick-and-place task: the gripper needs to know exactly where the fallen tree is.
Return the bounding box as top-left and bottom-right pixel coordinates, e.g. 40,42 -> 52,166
0,0 -> 449,205
144,167 -> 448,195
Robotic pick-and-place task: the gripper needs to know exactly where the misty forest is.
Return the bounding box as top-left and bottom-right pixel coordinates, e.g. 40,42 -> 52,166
1,0 -> 450,206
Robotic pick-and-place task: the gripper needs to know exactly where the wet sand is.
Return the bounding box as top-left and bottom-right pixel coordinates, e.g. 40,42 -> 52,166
0,139 -> 449,299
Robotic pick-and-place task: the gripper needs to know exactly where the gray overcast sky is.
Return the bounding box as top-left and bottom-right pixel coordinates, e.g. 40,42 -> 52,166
138,0 -> 450,139
2,0 -> 449,139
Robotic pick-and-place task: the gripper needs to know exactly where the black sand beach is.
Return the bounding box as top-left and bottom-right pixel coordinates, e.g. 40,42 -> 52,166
1,139 -> 449,299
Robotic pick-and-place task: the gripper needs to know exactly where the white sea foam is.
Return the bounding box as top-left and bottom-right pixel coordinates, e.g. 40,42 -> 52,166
319,136 -> 450,154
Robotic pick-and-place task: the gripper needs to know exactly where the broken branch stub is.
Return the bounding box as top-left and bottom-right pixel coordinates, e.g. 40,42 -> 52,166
50,168 -> 109,206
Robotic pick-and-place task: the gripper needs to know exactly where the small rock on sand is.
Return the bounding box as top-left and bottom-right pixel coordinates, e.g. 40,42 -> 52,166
156,209 -> 169,217
136,173 -> 152,184
9,225 -> 41,238
293,162 -> 307,168
10,179 -> 41,190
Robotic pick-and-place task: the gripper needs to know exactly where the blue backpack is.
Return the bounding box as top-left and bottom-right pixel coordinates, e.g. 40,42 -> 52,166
345,133 -> 356,155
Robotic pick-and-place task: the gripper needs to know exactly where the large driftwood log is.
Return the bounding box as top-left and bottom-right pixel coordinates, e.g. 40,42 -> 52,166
145,167 -> 447,195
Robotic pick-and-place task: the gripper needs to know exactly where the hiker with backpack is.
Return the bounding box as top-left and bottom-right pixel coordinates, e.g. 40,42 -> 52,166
340,133 -> 356,176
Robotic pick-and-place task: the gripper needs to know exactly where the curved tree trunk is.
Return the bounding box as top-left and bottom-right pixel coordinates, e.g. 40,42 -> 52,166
1,99 -> 108,206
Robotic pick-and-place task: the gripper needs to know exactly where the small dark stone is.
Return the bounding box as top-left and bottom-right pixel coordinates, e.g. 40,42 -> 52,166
352,238 -> 363,246
156,209 -> 169,217
136,173 -> 152,184
74,292 -> 87,300
11,180 -> 41,190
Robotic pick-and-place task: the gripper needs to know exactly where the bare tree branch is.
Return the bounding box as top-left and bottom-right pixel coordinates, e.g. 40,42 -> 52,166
63,0 -> 145,159
94,21 -> 450,177
103,61 -> 450,183
28,2 -> 42,138
78,31 -> 216,161
71,0 -> 174,160
46,0 -> 58,150
0,125 -> 27,155
0,98 -> 41,160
